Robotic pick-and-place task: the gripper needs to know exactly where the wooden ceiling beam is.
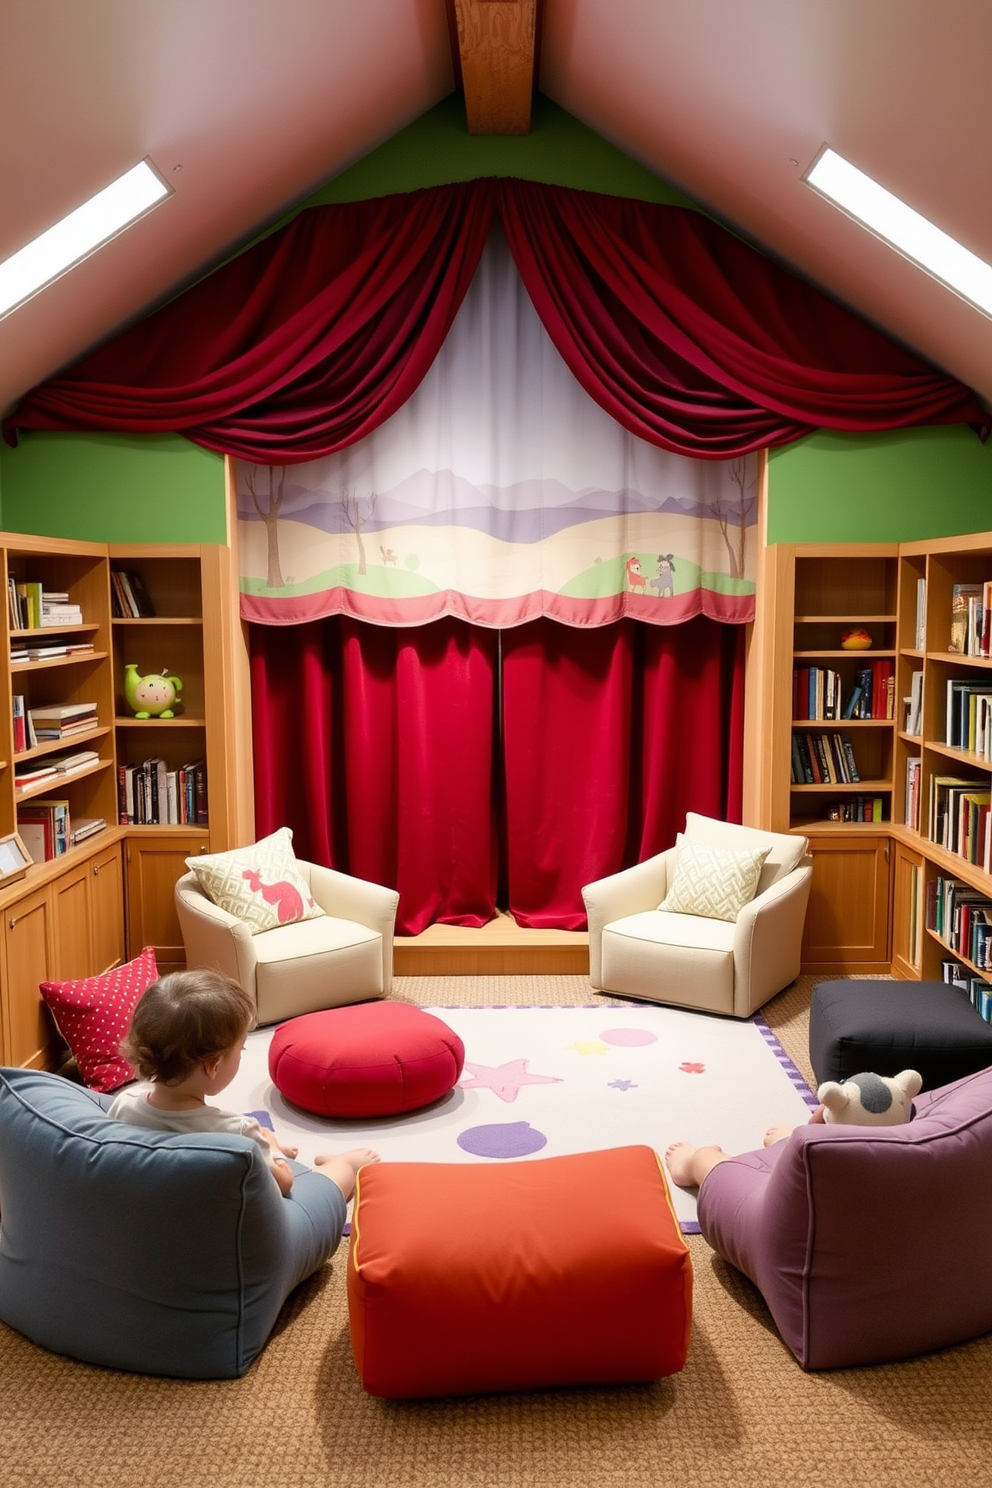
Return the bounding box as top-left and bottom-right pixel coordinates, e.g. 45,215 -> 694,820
452,0 -> 537,135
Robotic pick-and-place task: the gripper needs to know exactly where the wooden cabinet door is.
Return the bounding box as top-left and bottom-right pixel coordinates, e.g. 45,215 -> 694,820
801,835 -> 891,972
125,833 -> 204,968
890,842 -> 924,980
1,884 -> 55,1068
89,841 -> 125,974
51,859 -> 93,981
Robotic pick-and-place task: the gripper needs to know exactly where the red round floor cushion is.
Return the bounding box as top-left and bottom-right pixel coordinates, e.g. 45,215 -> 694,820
268,1002 -> 465,1118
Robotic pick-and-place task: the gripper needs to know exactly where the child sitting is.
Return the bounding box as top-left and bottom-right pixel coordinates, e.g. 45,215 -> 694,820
108,968 -> 378,1201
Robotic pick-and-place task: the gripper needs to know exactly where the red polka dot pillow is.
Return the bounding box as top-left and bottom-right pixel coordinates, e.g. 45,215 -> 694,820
40,946 -> 158,1092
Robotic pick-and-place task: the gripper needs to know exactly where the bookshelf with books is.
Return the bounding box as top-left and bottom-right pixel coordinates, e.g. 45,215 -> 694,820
109,544 -> 249,967
0,535 -> 122,1068
757,543 -> 900,970
892,533 -> 992,991
755,531 -> 992,986
0,534 -> 249,1068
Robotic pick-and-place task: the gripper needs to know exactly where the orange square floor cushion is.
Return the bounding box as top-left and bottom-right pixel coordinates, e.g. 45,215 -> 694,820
347,1145 -> 692,1399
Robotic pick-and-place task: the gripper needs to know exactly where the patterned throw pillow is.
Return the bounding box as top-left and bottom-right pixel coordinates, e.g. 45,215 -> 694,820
40,946 -> 159,1092
659,839 -> 770,922
185,826 -> 325,935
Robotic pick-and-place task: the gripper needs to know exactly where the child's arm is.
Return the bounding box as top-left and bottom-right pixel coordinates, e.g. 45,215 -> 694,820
269,1156 -> 294,1197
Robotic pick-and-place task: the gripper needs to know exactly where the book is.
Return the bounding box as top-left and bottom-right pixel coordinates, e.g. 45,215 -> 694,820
69,816 -> 106,845
19,798 -> 70,858
906,670 -> 923,737
13,762 -> 58,789
11,695 -> 26,753
51,749 -> 100,774
16,816 -> 51,864
915,577 -> 927,650
950,584 -> 984,653
125,569 -> 155,617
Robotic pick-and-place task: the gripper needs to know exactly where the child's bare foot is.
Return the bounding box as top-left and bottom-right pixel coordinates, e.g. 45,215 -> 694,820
762,1124 -> 795,1147
664,1140 -> 726,1189
314,1147 -> 380,1201
279,1141 -> 299,1160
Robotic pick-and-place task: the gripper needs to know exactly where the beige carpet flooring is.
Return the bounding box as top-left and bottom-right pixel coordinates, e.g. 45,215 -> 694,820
5,974 -> 992,1488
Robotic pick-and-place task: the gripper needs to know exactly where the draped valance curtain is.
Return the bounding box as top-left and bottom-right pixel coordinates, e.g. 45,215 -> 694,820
6,178 -> 987,463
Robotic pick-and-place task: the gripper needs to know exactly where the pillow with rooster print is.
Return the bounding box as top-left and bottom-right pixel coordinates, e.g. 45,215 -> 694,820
186,827 -> 325,934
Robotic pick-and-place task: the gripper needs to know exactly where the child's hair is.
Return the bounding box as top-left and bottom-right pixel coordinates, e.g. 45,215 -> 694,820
121,969 -> 256,1085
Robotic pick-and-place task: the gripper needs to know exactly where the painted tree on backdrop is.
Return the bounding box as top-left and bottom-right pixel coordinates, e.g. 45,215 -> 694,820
715,458 -> 757,581
244,465 -> 286,589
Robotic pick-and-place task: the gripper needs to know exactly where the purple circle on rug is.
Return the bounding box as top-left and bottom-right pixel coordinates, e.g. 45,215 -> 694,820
600,1027 -> 657,1047
457,1121 -> 548,1159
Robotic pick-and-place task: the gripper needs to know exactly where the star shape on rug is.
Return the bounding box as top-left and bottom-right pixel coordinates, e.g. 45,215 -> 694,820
459,1059 -> 563,1103
608,1079 -> 637,1091
567,1039 -> 609,1056
679,1062 -> 706,1074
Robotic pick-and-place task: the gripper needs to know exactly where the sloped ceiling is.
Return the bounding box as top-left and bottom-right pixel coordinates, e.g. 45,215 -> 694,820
1,0 -> 991,420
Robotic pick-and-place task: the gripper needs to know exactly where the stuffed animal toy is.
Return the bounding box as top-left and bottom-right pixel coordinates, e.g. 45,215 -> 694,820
817,1069 -> 922,1126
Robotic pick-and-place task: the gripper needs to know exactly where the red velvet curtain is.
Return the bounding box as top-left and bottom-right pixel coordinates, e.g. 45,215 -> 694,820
500,617 -> 745,928
250,616 -> 499,935
6,180 -> 986,461
250,615 -> 743,934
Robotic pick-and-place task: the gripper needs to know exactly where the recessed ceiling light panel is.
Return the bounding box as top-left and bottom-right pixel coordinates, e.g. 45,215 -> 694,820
0,159 -> 171,321
805,146 -> 992,319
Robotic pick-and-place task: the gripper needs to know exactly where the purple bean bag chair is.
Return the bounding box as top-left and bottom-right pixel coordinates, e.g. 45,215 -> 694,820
696,1065 -> 992,1369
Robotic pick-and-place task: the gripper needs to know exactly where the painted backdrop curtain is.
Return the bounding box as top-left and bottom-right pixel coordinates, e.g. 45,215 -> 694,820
6,180 -> 986,462
237,228 -> 759,631
250,614 -> 742,935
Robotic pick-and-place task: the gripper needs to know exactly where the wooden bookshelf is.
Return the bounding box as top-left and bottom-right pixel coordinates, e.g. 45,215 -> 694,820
754,532 -> 992,988
0,535 -> 249,1068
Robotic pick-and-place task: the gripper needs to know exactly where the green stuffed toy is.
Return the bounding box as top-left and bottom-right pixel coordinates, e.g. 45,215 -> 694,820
124,663 -> 184,719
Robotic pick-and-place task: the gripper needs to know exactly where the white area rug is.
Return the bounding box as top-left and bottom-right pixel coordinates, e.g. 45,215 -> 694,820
224,1004 -> 817,1231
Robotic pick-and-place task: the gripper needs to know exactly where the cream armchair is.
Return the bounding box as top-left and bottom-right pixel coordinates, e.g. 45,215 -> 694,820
582,814 -> 812,1018
175,860 -> 399,1026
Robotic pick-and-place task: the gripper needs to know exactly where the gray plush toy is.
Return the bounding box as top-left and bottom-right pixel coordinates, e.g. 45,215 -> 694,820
817,1069 -> 922,1126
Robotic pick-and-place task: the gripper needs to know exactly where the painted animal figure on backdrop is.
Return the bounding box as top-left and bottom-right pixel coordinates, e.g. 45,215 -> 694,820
626,556 -> 647,592
652,554 -> 676,597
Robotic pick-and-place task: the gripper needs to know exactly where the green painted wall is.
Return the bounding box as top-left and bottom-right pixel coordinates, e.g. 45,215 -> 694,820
0,433 -> 226,543
768,426 -> 992,543
2,92 -> 988,548
299,93 -> 698,208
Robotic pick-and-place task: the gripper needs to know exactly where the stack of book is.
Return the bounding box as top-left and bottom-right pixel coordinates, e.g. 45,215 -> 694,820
28,702 -> 98,739
792,666 -> 842,720
825,796 -> 885,823
50,748 -> 100,776
843,659 -> 895,720
942,959 -> 992,1023
928,877 -> 992,970
17,798 -> 70,862
13,759 -> 58,792
928,774 -> 992,868
8,579 -> 42,629
948,581 -> 992,656
40,590 -> 83,626
69,816 -> 106,847
110,570 -> 155,618
11,695 -> 37,752
118,757 -> 207,825
790,731 -> 860,784
945,679 -> 992,759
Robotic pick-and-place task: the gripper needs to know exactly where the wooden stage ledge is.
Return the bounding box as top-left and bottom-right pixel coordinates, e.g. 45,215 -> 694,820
394,911 -> 589,976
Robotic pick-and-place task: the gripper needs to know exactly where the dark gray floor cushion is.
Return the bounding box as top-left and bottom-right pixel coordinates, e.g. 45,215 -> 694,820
809,979 -> 992,1090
